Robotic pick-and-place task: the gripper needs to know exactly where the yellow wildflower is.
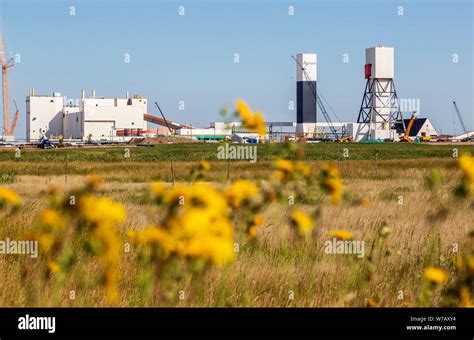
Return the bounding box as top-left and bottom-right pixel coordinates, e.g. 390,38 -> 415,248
275,159 -> 294,173
366,299 -> 378,307
320,163 -> 344,204
187,183 -> 229,215
225,180 -> 259,209
291,210 -> 314,235
93,223 -> 121,266
458,153 -> 474,195
246,215 -> 265,240
79,196 -> 126,226
458,153 -> 474,182
150,182 -> 167,200
466,256 -> 474,273
172,208 -> 234,265
295,162 -> 311,177
140,182 -> 235,266
379,226 -> 391,237
40,208 -> 65,231
235,99 -> 266,137
104,267 -> 119,304
424,267 -> 448,285
47,261 -> 61,273
459,286 -> 473,307
247,225 -> 257,240
253,215 -> 265,227
0,187 -> 21,206
32,233 -> 55,253
86,175 -> 103,190
329,230 -> 353,240
199,160 -> 211,171
134,226 -> 175,256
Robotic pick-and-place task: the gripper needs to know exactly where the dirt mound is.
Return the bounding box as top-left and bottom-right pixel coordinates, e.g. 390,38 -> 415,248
129,136 -> 197,145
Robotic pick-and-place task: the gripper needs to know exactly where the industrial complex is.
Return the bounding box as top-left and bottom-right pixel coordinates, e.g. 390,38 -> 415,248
26,89 -> 148,142
0,28 -> 472,145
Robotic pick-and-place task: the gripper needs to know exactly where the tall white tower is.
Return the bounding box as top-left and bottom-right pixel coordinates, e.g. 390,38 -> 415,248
356,46 -> 402,141
295,53 -> 317,136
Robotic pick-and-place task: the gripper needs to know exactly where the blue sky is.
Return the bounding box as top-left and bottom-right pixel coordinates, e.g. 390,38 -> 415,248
0,0 -> 472,138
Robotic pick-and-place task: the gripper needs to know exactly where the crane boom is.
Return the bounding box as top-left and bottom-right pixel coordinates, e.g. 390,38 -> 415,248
0,31 -> 13,137
400,112 -> 416,142
11,99 -> 19,134
154,102 -> 173,135
453,101 -> 467,134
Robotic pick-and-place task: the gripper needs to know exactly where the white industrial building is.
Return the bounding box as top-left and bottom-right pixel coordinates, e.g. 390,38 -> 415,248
26,89 -> 147,142
176,122 -> 261,141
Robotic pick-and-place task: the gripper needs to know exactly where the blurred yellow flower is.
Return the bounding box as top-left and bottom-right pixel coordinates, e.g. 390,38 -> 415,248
40,209 -> 65,231
458,153 -> 474,182
26,231 -> 55,253
458,153 -> 474,195
253,215 -> 265,227
366,299 -> 378,307
424,267 -> 448,284
172,208 -> 234,265
329,230 -> 353,240
47,261 -> 60,273
320,163 -> 344,204
275,159 -> 294,173
291,210 -> 314,235
137,182 -> 235,266
86,175 -> 103,190
466,256 -> 474,273
134,225 -> 175,256
235,99 -> 266,137
246,215 -> 265,240
295,162 -> 311,177
225,180 -> 259,209
150,182 -> 167,200
199,160 -> 211,171
459,286 -> 473,307
379,226 -> 391,237
94,223 -> 121,265
79,196 -> 126,226
104,267 -> 119,304
0,187 -> 20,206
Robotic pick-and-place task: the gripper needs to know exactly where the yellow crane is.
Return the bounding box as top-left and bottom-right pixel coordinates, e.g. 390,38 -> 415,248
400,111 -> 417,143
336,135 -> 353,142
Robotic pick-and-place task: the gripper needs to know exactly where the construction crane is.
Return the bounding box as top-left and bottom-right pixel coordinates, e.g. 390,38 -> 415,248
0,31 -> 14,137
11,99 -> 19,134
336,135 -> 353,143
453,101 -> 467,135
291,56 -> 340,140
400,111 -> 417,143
154,101 -> 174,135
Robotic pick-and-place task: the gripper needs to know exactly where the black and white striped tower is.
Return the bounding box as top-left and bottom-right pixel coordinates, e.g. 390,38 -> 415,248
296,53 -> 317,137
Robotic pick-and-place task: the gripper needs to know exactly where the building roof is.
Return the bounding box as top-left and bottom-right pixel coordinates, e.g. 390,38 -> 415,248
394,118 -> 428,136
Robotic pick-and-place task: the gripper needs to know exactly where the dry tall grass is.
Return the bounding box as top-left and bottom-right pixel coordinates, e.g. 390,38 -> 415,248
0,157 -> 472,307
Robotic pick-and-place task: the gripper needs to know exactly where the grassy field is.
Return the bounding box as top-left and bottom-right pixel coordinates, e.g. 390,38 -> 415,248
1,142 -> 473,163
0,143 -> 473,307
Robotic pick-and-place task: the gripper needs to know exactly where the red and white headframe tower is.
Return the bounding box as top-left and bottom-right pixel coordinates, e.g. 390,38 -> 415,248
356,46 -> 402,141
